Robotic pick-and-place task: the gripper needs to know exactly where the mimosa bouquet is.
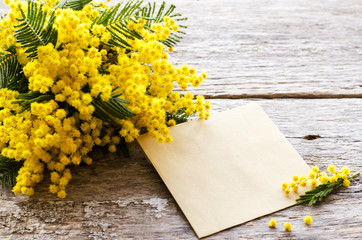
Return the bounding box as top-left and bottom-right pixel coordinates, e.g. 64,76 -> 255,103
0,0 -> 210,198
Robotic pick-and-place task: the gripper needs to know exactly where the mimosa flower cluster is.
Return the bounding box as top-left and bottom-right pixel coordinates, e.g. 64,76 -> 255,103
282,165 -> 352,194
0,0 -> 210,198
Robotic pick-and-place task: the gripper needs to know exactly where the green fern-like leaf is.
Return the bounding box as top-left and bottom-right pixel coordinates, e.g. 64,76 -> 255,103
92,92 -> 134,124
6,73 -> 28,93
0,47 -> 17,89
0,46 -> 28,92
166,107 -> 189,125
14,0 -> 58,59
0,46 -> 18,87
93,0 -> 186,49
93,1 -> 143,26
0,156 -> 22,188
296,179 -> 343,206
12,91 -> 54,113
295,173 -> 360,206
54,0 -> 93,10
91,1 -> 144,49
138,1 -> 187,47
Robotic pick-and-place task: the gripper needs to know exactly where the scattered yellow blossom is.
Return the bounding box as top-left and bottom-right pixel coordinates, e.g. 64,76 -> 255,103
269,218 -> 276,228
304,215 -> 313,225
284,222 -> 292,231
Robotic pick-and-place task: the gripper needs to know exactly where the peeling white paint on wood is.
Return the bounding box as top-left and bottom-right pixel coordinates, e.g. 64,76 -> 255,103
142,198 -> 168,214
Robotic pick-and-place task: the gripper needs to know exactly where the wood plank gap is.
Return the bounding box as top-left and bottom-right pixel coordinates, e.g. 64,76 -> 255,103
204,93 -> 362,99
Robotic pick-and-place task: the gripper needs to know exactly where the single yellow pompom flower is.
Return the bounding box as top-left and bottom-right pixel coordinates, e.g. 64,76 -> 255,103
269,218 -> 276,228
300,180 -> 307,187
292,175 -> 299,182
167,119 -> 176,127
284,222 -> 292,231
328,164 -> 336,173
341,166 -> 351,175
57,190 -> 67,198
21,187 -> 34,196
343,179 -> 350,187
329,175 -> 338,183
320,175 -> 329,184
282,182 -> 288,190
310,179 -> 318,189
312,166 -> 319,174
49,184 -> 58,194
284,188 -> 290,195
108,144 -> 116,153
304,215 -> 313,225
308,171 -> 316,179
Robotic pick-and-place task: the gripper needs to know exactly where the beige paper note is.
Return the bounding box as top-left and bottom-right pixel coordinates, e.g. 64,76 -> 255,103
137,103 -> 310,238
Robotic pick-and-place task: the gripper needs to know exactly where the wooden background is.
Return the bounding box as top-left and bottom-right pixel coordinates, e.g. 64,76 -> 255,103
1,0 -> 361,239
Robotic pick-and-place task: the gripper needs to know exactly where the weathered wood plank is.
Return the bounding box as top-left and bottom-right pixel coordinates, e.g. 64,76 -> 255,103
1,99 -> 361,239
2,0 -> 360,97
162,0 -> 362,96
2,0 -> 362,98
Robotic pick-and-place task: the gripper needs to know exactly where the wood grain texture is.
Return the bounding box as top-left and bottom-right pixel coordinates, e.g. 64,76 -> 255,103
1,99 -> 361,240
166,0 -> 362,97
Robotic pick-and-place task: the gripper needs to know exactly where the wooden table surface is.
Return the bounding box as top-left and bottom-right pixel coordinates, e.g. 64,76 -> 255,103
1,0 -> 361,239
